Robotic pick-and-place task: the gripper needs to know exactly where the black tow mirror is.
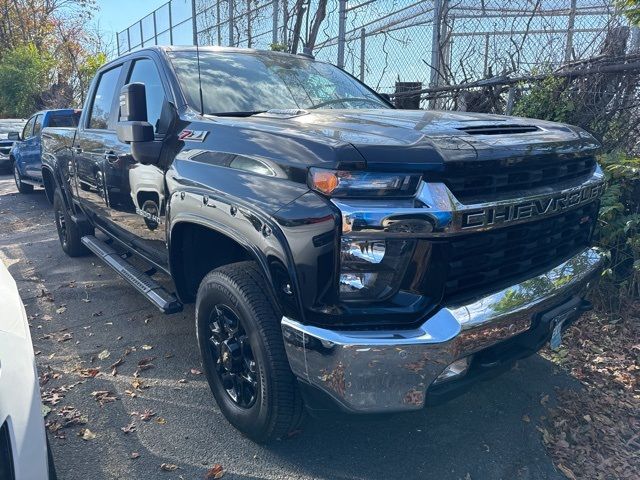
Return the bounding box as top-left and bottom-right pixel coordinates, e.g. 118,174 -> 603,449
116,83 -> 154,145
7,131 -> 20,141
116,83 -> 158,164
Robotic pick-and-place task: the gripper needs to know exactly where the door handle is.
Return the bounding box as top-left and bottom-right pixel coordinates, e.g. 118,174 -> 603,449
104,151 -> 119,163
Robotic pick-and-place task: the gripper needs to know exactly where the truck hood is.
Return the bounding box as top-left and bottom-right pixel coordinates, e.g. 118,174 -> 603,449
225,109 -> 600,169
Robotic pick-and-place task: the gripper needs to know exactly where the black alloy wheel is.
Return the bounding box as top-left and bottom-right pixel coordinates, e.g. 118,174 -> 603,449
208,304 -> 259,408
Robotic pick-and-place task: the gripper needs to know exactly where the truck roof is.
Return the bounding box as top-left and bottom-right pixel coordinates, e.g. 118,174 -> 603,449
103,45 -> 319,70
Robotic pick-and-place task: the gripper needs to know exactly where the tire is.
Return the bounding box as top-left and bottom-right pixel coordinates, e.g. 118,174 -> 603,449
196,261 -> 304,442
53,188 -> 93,257
13,162 -> 34,194
46,435 -> 57,480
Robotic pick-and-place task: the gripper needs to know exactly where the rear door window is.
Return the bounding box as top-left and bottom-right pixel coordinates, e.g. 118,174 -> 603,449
88,66 -> 123,130
48,113 -> 80,128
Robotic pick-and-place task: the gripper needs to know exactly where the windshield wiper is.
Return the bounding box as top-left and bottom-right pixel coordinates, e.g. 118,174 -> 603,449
210,111 -> 267,117
308,97 -> 384,109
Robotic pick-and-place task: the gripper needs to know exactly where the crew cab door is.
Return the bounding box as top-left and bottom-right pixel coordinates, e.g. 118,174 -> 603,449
20,114 -> 43,178
74,64 -> 125,222
102,57 -> 171,267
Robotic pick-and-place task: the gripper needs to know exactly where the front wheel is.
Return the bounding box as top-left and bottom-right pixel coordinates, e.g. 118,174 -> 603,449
196,261 -> 303,442
14,162 -> 33,194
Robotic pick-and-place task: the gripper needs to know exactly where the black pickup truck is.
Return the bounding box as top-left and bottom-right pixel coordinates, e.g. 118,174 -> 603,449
41,46 -> 606,442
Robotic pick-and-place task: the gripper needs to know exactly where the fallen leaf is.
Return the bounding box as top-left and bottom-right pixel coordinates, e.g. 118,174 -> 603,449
205,464 -> 225,479
121,422 -> 136,434
155,417 -> 166,425
160,463 -> 178,472
92,311 -> 103,317
97,350 -> 111,360
56,306 -> 67,314
41,404 -> 52,417
130,452 -> 140,459
139,409 -> 155,421
141,344 -> 153,350
91,390 -> 118,405
557,464 -> 577,480
79,428 -> 96,441
78,368 -> 100,378
190,368 -> 202,375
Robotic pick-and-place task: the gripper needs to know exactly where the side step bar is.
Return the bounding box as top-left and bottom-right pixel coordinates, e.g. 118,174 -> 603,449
81,235 -> 183,314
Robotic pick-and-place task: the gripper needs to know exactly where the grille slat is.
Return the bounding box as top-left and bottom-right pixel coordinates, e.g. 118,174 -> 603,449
443,202 -> 598,301
433,156 -> 597,203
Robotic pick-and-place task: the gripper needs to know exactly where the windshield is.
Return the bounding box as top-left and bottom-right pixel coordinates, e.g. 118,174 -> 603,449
167,50 -> 389,115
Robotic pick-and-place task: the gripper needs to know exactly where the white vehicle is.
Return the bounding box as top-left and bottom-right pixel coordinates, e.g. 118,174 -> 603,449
0,261 -> 54,479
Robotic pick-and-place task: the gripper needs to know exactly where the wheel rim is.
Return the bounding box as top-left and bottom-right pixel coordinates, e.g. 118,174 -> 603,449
13,164 -> 20,187
208,304 -> 258,408
55,206 -> 67,248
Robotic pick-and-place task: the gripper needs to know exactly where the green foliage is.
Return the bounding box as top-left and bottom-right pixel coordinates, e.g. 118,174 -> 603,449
270,42 -> 288,52
77,52 -> 107,102
0,44 -> 53,117
617,0 -> 640,26
594,152 -> 640,307
512,75 -> 574,124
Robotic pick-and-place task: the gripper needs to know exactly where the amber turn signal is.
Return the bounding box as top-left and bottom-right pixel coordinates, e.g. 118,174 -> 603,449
310,169 -> 340,195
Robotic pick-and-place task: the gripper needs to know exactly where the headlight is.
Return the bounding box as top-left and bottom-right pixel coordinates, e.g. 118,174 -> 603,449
308,168 -> 421,198
339,238 -> 415,301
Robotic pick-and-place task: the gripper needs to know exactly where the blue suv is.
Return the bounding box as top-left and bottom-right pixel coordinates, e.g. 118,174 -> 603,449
10,109 -> 80,195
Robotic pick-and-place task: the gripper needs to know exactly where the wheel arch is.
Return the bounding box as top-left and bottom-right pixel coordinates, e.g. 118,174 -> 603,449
41,166 -> 55,204
168,218 -> 302,321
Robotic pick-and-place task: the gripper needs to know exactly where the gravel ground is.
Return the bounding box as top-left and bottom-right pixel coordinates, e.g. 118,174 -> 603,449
0,173 -> 576,480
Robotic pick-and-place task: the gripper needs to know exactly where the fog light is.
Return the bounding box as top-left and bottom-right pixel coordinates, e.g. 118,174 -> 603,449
434,357 -> 471,384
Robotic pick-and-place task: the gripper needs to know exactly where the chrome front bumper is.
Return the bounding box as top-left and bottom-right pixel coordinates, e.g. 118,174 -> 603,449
281,247 -> 606,413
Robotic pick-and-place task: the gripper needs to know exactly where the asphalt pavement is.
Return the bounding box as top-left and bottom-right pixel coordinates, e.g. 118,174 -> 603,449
0,173 -> 575,480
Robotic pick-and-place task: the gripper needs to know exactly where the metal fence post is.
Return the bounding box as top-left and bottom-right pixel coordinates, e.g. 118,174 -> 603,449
153,10 -> 158,45
116,33 -> 121,55
272,0 -> 279,45
428,0 -> 443,109
169,0 -> 174,45
229,0 -> 235,46
337,0 -> 347,69
564,0 -> 577,62
191,0 -> 198,45
360,27 -> 366,82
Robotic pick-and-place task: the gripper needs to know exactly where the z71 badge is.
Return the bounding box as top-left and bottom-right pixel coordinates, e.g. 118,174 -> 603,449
178,130 -> 208,142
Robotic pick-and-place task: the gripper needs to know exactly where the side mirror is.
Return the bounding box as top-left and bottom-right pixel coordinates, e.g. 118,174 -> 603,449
116,83 -> 154,145
116,83 -> 158,165
7,132 -> 20,141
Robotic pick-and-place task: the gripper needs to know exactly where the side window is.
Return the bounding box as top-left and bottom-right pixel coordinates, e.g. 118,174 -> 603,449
33,115 -> 43,136
127,59 -> 167,132
89,66 -> 123,130
22,116 -> 36,139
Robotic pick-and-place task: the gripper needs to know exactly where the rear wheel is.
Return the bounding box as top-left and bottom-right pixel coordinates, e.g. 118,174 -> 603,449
53,188 -> 93,257
13,162 -> 33,194
196,261 -> 303,442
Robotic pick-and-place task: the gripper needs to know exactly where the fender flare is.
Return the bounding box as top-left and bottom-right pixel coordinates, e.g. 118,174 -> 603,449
168,196 -> 306,322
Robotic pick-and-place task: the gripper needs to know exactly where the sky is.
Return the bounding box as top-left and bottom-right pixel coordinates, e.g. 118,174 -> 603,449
97,0 -> 168,51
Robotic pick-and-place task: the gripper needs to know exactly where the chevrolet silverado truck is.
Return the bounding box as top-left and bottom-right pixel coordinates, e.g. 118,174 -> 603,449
41,46 -> 607,442
9,109 -> 80,195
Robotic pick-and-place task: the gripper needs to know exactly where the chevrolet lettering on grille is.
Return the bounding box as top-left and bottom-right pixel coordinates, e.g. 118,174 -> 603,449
460,181 -> 606,229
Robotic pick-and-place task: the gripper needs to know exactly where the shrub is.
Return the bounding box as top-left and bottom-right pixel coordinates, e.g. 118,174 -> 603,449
594,153 -> 640,309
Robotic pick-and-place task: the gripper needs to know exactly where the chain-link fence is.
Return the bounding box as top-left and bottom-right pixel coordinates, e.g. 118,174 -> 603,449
117,1 -> 633,101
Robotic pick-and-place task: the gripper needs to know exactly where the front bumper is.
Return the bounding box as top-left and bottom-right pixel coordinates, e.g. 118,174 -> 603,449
281,247 -> 606,413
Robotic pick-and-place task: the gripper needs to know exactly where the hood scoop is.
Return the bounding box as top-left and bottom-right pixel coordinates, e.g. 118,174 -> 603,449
457,124 -> 540,135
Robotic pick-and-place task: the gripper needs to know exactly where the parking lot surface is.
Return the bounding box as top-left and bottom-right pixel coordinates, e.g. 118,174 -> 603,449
0,174 -> 573,480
